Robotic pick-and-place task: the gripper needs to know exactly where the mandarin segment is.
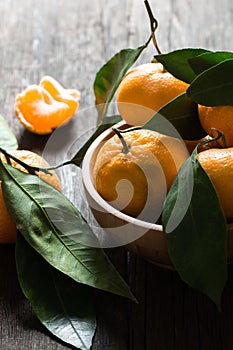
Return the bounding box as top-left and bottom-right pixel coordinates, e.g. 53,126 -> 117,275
15,76 -> 80,134
40,76 -> 80,117
15,85 -> 70,134
116,63 -> 188,126
0,150 -> 62,244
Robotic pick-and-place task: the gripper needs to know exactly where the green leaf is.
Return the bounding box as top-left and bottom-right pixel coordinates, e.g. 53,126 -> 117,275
0,114 -> 18,150
94,44 -> 148,122
187,59 -> 233,106
162,148 -> 227,309
155,48 -> 210,83
189,51 -> 233,76
0,161 -> 135,301
70,115 -> 122,167
16,234 -> 96,350
143,93 -> 205,140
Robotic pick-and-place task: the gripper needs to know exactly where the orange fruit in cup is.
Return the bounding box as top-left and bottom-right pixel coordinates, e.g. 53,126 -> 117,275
93,128 -> 188,222
116,63 -> 188,126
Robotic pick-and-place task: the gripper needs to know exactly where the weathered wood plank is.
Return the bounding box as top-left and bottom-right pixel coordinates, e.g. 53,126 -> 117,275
128,254 -> 147,350
93,248 -> 129,350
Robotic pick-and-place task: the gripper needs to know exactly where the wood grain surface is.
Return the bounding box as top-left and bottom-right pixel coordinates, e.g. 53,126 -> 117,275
1,0 -> 233,349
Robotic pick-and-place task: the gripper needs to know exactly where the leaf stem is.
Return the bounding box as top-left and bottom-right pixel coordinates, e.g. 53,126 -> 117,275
112,128 -> 130,154
0,147 -> 70,175
144,0 -> 162,54
196,129 -> 226,153
209,128 -> 227,148
116,126 -> 142,133
0,147 -> 45,175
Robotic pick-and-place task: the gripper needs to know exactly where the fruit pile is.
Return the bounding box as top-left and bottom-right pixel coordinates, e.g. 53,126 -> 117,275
92,17 -> 233,309
94,61 -> 233,222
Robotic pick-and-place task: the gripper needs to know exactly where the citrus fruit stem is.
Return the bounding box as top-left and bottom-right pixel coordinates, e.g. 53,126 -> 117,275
0,147 -> 51,175
117,126 -> 142,134
196,129 -> 226,152
144,0 -> 162,55
209,128 -> 227,148
0,147 -> 86,174
112,128 -> 130,154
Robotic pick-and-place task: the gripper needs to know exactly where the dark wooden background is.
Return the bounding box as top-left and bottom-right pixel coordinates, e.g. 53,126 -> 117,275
1,0 -> 233,349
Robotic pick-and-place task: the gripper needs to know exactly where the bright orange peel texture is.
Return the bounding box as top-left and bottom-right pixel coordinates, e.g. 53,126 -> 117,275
15,76 -> 80,134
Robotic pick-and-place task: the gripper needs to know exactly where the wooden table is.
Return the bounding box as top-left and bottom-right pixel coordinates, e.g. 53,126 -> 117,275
1,1 -> 233,349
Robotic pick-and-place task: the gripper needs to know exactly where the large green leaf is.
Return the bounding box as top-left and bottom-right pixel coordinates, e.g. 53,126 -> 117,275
162,148 -> 227,309
94,44 -> 148,122
16,234 -> 96,350
155,48 -> 210,83
70,115 -> 121,167
189,51 -> 233,76
187,59 -> 233,106
143,93 -> 205,140
0,114 -> 18,150
0,161 -> 135,301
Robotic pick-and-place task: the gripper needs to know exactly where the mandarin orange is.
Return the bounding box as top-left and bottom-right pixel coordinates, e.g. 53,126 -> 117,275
197,147 -> 233,218
0,150 -> 61,243
116,63 -> 188,126
198,105 -> 233,147
93,129 -> 188,222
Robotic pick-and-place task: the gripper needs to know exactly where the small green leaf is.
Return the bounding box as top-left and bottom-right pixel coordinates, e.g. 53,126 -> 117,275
70,115 -> 122,167
94,44 -> 148,122
187,59 -> 233,106
143,93 -> 205,140
162,149 -> 227,309
0,161 -> 135,301
16,234 -> 96,350
0,114 -> 18,150
189,51 -> 233,76
155,48 -> 210,83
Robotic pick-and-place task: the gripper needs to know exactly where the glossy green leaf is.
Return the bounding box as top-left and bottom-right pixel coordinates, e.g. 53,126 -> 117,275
0,161 -> 135,301
162,148 -> 227,309
70,115 -> 122,167
94,44 -> 148,122
189,51 -> 233,76
143,93 -> 205,140
16,234 -> 96,350
155,48 -> 210,83
0,114 -> 18,150
187,59 -> 233,106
